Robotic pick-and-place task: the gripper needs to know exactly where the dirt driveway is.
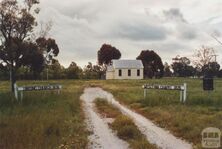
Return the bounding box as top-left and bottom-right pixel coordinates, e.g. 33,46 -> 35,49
81,87 -> 192,149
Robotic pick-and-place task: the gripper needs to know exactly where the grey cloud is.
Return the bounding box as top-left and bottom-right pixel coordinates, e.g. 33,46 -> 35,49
181,31 -> 197,39
163,8 -> 187,23
212,29 -> 222,37
116,23 -> 167,41
36,0 -> 222,67
177,25 -> 198,40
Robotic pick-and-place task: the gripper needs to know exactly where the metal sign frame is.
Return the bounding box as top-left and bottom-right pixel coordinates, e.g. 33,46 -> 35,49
14,84 -> 62,101
142,83 -> 187,103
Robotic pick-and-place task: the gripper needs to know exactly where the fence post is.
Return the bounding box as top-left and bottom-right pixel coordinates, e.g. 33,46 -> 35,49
183,83 -> 187,103
14,83 -> 18,100
21,91 -> 23,102
180,90 -> 183,102
144,88 -> 147,99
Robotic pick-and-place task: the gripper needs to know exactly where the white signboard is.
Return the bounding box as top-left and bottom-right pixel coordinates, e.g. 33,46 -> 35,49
14,84 -> 62,101
142,83 -> 187,103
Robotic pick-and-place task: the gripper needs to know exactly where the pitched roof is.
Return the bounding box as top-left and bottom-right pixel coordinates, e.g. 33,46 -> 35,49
112,60 -> 144,69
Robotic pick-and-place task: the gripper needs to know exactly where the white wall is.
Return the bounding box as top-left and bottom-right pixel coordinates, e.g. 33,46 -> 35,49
106,71 -> 114,79
114,68 -> 143,80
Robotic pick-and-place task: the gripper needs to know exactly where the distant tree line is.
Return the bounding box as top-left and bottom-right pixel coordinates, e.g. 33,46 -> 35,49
169,46 -> 222,78
0,60 -> 104,80
1,43 -> 222,81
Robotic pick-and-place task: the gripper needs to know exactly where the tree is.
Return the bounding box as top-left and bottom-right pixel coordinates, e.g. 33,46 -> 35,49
98,44 -> 121,66
193,46 -> 216,70
137,50 -> 164,78
0,64 -> 8,80
46,59 -> 65,79
171,56 -> 195,77
163,62 -> 172,77
218,69 -> 222,78
65,62 -> 82,79
0,0 -> 59,92
83,62 -> 104,79
202,62 -> 220,77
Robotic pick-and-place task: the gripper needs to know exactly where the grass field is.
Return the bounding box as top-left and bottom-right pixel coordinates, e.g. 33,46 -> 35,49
97,78 -> 222,148
0,78 -> 222,148
0,80 -> 88,149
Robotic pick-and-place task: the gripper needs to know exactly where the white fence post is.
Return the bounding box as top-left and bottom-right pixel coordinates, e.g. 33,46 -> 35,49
144,88 -> 147,99
142,83 -> 187,103
14,83 -> 18,100
183,83 -> 187,103
21,91 -> 23,102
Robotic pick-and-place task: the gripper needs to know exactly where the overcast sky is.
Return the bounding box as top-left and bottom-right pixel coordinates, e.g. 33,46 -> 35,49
37,0 -> 222,68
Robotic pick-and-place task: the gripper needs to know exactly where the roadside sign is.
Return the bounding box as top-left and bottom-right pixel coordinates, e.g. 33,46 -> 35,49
203,78 -> 214,91
14,84 -> 62,101
142,83 -> 187,103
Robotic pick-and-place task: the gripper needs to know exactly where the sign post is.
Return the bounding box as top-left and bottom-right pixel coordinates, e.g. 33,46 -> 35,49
14,84 -> 62,101
142,83 -> 187,103
203,77 -> 214,91
14,83 -> 18,101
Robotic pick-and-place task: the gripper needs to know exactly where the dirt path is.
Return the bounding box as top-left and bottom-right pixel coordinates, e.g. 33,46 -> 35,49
81,87 -> 192,149
80,88 -> 129,149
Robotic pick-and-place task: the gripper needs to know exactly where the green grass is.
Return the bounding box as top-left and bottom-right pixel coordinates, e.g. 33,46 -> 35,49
1,78 -> 222,148
94,98 -> 157,149
0,80 -> 88,149
93,78 -> 222,148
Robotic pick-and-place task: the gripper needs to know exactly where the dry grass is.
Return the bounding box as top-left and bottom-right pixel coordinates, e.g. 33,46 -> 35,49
94,98 -> 120,118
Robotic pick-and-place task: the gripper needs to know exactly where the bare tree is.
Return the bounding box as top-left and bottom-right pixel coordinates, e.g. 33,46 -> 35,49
193,46 -> 216,70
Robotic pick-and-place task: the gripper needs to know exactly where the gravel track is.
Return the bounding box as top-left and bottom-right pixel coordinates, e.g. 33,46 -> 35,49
80,87 -> 192,149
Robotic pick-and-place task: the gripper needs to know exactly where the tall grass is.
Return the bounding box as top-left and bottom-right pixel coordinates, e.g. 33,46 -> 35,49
96,78 -> 222,148
0,81 -> 88,149
1,78 -> 222,148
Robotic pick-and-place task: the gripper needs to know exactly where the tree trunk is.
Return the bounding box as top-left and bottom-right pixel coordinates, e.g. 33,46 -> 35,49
10,67 -> 16,93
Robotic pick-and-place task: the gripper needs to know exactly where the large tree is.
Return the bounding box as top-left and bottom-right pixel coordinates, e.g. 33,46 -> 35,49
0,0 -> 59,92
137,50 -> 164,78
98,44 -> 121,66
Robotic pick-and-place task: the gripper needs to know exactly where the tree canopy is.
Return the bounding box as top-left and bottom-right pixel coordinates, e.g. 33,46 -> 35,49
0,0 -> 59,91
172,56 -> 195,77
202,62 -> 220,77
97,44 -> 121,66
137,50 -> 164,78
66,62 -> 82,79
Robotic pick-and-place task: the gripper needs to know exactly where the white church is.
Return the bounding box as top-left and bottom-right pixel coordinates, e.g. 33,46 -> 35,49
106,60 -> 144,80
